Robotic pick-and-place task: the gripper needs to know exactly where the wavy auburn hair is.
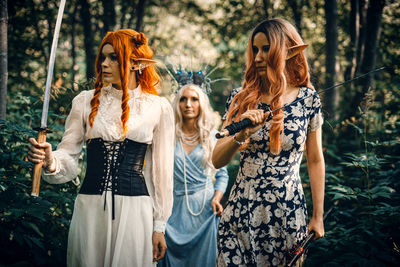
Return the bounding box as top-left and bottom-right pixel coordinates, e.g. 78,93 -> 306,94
172,84 -> 217,168
225,18 -> 313,154
88,29 -> 160,137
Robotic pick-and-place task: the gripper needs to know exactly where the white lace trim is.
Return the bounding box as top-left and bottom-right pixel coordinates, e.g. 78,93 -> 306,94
153,220 -> 167,233
94,84 -> 159,141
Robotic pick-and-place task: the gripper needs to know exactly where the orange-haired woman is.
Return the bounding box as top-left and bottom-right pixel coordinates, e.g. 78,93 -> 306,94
213,19 -> 325,266
28,30 -> 174,266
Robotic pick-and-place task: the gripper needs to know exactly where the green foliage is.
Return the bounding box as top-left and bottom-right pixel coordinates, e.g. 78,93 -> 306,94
0,119 -> 78,266
3,0 -> 400,265
0,80 -> 88,265
302,97 -> 400,265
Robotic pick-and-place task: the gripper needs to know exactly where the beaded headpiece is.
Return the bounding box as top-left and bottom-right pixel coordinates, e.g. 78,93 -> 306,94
164,57 -> 227,95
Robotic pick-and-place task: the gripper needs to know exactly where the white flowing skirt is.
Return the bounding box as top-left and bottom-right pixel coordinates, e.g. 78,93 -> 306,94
67,193 -> 155,267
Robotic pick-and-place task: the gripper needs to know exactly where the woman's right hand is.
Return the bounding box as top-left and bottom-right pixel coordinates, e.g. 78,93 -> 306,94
234,109 -> 268,142
212,109 -> 269,169
28,137 -> 55,172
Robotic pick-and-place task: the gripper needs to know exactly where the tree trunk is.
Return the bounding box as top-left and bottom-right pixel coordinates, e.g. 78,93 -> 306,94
0,0 -> 7,120
127,0 -> 137,29
287,0 -> 303,34
351,0 -> 386,108
71,3 -> 77,90
120,0 -> 133,28
79,0 -> 95,80
135,0 -> 147,32
262,0 -> 269,18
355,0 -> 368,74
101,0 -> 116,36
324,0 -> 339,120
344,0 -> 360,81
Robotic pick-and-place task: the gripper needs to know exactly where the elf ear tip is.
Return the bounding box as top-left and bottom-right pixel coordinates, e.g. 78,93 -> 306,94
286,44 -> 308,60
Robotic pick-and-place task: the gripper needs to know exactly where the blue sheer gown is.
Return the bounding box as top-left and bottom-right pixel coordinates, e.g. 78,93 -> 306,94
158,140 -> 229,267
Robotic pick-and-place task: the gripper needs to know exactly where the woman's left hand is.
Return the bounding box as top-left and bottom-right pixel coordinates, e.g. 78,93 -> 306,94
307,216 -> 324,240
152,232 -> 167,262
211,197 -> 223,217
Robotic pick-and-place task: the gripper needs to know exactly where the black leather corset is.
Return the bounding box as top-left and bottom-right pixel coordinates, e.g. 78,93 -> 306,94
79,138 -> 149,219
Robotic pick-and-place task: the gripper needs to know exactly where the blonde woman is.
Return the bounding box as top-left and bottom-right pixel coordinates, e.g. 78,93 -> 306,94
158,84 -> 229,267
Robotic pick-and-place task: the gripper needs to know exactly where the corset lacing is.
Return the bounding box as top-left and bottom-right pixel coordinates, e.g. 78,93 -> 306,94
81,138 -> 149,220
102,141 -> 124,220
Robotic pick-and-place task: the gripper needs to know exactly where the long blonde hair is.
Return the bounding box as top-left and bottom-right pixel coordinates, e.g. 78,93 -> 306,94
226,18 -> 313,154
172,84 -> 216,168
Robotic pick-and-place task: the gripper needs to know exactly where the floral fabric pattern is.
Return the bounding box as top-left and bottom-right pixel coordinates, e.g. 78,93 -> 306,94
217,87 -> 323,266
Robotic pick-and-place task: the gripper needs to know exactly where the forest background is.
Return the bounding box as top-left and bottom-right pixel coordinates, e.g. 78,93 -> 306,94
0,0 -> 399,266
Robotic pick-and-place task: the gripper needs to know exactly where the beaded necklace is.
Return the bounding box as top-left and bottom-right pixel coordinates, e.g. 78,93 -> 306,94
180,140 -> 209,216
178,128 -> 199,146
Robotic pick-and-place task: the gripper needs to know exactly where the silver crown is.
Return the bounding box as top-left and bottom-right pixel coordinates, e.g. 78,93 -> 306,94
164,57 -> 227,95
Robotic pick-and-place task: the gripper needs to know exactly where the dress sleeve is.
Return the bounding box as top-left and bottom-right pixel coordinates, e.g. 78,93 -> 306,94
222,87 -> 241,121
214,166 -> 229,194
211,129 -> 229,193
42,91 -> 87,184
151,98 -> 175,233
307,92 -> 324,133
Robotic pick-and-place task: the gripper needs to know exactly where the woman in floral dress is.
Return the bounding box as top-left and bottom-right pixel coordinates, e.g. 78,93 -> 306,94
212,19 -> 325,266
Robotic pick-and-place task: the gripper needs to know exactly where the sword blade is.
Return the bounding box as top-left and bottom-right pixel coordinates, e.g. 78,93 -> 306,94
40,0 -> 66,129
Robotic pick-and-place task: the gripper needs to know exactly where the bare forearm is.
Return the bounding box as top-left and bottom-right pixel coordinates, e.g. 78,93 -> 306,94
212,136 -> 240,168
308,159 -> 325,219
213,190 -> 224,202
305,128 -> 325,219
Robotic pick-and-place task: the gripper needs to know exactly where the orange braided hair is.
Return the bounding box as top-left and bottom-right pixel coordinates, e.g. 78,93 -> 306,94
226,18 -> 313,154
88,29 -> 160,137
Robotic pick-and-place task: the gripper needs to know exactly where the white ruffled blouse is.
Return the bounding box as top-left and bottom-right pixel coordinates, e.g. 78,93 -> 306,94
43,84 -> 175,233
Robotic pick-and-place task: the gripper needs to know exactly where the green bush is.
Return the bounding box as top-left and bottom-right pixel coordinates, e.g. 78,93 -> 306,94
303,94 -> 400,266
0,84 -> 88,266
0,119 -> 78,266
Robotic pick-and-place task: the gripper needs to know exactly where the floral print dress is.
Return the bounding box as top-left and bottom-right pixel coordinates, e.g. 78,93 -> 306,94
217,87 -> 323,267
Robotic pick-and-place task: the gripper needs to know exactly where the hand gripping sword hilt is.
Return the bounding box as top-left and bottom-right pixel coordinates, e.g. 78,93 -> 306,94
31,127 -> 52,197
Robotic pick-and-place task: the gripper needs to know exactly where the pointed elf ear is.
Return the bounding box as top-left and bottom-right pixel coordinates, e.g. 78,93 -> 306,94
131,58 -> 157,71
286,44 -> 308,60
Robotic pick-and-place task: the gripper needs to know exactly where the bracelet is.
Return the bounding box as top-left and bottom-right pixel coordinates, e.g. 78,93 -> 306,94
232,134 -> 246,146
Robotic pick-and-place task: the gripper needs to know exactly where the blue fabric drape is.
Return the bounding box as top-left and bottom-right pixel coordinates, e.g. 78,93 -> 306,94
158,141 -> 228,267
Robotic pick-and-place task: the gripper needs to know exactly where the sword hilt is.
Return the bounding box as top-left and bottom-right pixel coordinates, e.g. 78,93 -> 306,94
31,127 -> 51,197
215,111 -> 273,139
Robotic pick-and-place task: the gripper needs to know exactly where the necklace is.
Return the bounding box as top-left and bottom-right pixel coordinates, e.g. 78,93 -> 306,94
179,128 -> 199,146
181,140 -> 209,216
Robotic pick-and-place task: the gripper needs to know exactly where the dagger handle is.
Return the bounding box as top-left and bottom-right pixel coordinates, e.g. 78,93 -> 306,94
31,129 -> 47,197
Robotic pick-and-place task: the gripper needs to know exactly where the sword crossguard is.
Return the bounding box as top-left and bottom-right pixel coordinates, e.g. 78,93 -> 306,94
33,127 -> 53,133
